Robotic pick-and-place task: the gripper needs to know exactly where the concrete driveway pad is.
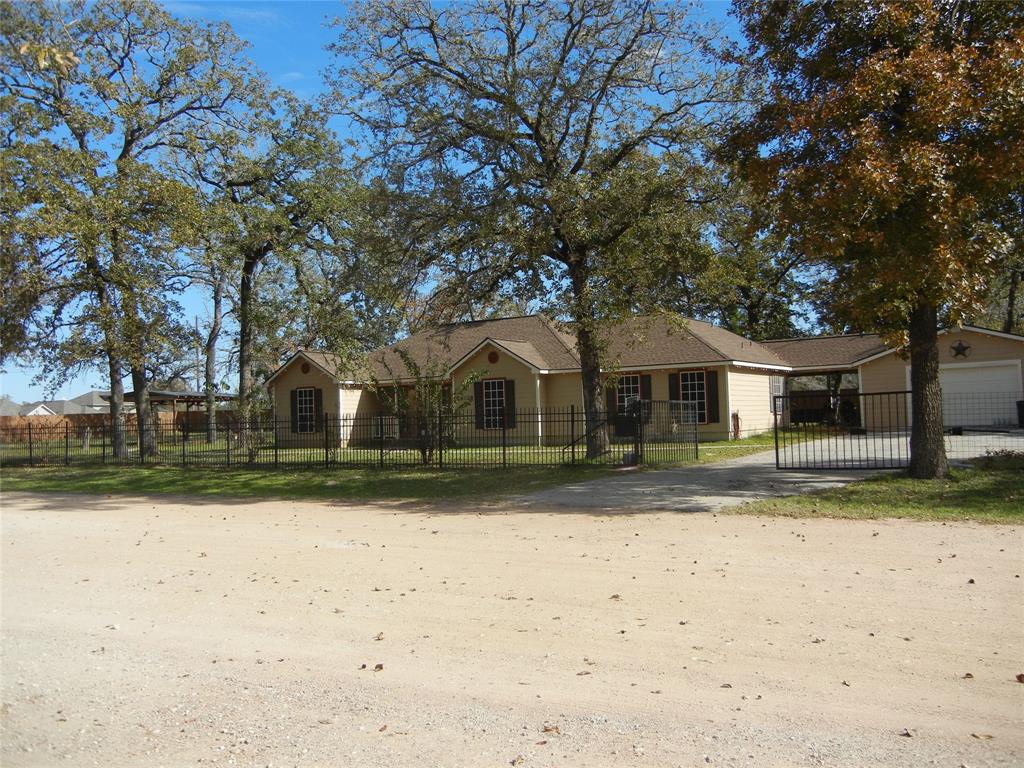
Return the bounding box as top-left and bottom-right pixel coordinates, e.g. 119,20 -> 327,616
517,449 -> 879,512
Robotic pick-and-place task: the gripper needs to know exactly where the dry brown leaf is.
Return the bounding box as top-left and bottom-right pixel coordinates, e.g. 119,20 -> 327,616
373,663 -> 384,672
374,632 -> 384,641
971,733 -> 994,740
542,723 -> 561,734
379,724 -> 387,732
962,672 -> 974,679
1015,673 -> 1024,684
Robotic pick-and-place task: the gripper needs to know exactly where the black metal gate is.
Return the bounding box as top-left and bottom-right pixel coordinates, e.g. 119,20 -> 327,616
773,390 -> 1024,470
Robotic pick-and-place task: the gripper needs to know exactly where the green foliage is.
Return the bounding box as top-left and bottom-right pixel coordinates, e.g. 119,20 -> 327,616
330,0 -> 743,455
728,0 -> 1024,338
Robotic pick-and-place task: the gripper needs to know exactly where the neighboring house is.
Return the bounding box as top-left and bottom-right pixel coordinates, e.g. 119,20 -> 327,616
69,390 -> 113,414
18,401 -> 59,416
266,314 -> 791,446
764,326 -> 1024,429
0,399 -> 22,417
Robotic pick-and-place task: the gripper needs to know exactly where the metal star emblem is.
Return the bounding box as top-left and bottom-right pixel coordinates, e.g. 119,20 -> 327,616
950,340 -> 971,358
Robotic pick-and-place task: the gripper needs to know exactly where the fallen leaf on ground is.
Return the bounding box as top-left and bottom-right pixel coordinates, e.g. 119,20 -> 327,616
379,724 -> 387,732
373,663 -> 384,672
542,724 -> 560,734
971,733 -> 994,740
1016,673 -> 1024,684
374,632 -> 384,641
962,672 -> 974,679
576,671 -> 591,676
898,728 -> 915,737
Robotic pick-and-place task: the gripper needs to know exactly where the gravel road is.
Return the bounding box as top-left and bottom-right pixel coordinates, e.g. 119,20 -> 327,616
2,492 -> 1021,767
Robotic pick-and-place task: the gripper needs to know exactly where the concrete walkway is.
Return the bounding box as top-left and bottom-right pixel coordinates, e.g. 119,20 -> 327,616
516,449 -> 881,513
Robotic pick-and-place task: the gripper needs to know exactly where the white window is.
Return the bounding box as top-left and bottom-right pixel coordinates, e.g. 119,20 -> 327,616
482,379 -> 505,429
680,371 -> 707,423
296,387 -> 316,433
770,375 -> 786,413
616,374 -> 641,414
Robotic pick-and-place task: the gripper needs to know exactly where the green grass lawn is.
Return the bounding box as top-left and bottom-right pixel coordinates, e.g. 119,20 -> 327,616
734,452 -> 1024,524
0,463 -> 612,503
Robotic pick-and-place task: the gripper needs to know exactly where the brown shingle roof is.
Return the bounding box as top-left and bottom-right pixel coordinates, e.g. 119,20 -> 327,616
280,315 -> 792,384
599,316 -> 790,369
760,334 -> 888,370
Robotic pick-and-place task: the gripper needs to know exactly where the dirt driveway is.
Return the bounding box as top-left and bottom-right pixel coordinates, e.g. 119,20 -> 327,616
2,492 -> 1022,767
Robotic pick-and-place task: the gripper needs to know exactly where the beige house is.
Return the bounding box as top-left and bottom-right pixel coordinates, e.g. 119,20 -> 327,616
266,318 -> 1024,447
265,314 -> 791,446
764,326 -> 1024,430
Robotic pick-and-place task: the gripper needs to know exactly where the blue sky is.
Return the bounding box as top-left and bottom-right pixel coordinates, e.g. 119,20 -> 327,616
1,0 -> 739,404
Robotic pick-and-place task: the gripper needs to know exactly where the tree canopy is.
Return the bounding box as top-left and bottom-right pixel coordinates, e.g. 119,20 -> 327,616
727,0 -> 1024,477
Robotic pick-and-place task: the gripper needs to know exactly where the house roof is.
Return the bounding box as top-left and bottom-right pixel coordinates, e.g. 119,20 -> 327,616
760,334 -> 889,371
269,314 -> 792,385
0,400 -> 22,417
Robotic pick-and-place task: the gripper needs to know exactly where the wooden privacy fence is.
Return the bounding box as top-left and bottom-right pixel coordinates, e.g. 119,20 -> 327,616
0,401 -> 699,470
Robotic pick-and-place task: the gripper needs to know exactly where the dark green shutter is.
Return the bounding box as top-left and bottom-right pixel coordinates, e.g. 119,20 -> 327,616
668,373 -> 680,402
706,371 -> 720,423
504,380 -> 516,427
474,381 -> 485,429
290,390 -> 298,433
605,384 -> 618,435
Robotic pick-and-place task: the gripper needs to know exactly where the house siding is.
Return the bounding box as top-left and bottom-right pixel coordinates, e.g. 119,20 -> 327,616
859,329 -> 1024,430
451,345 -> 539,409
271,361 -> 339,447
726,367 -> 775,437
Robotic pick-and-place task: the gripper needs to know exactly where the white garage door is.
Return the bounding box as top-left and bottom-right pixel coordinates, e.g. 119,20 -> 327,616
940,363 -> 1022,427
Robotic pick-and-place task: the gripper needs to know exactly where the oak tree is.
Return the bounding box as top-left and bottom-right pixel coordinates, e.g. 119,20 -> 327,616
727,0 -> 1024,477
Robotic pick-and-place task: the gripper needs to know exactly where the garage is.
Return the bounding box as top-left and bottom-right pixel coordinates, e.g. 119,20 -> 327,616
937,362 -> 1023,428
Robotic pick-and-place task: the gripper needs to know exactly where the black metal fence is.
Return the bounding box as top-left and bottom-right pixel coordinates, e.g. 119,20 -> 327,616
774,390 -> 1024,470
0,401 -> 698,470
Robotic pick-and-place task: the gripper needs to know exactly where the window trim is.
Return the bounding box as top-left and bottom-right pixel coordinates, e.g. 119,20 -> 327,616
295,386 -> 316,433
481,377 -> 506,430
769,375 -> 786,414
677,369 -> 708,425
616,373 -> 642,415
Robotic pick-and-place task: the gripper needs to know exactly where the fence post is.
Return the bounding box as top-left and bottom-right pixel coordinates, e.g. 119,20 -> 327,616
226,421 -> 232,466
274,417 -> 279,468
773,401 -> 780,470
379,416 -> 385,468
102,422 -> 107,464
65,421 -> 70,465
324,413 -> 330,466
181,423 -> 187,466
501,417 -> 507,468
570,405 -> 576,465
437,407 -> 444,469
27,422 -> 33,466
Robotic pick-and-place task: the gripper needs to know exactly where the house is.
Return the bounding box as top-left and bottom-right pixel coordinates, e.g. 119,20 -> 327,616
266,314 -> 791,446
0,399 -> 22,417
763,326 -> 1024,429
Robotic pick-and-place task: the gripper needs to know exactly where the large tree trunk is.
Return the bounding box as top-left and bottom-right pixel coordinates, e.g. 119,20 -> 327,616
237,249 -> 264,424
1004,266 -> 1019,334
131,366 -> 157,458
107,352 -> 127,459
908,301 -> 949,479
568,258 -> 609,460
205,273 -> 225,443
